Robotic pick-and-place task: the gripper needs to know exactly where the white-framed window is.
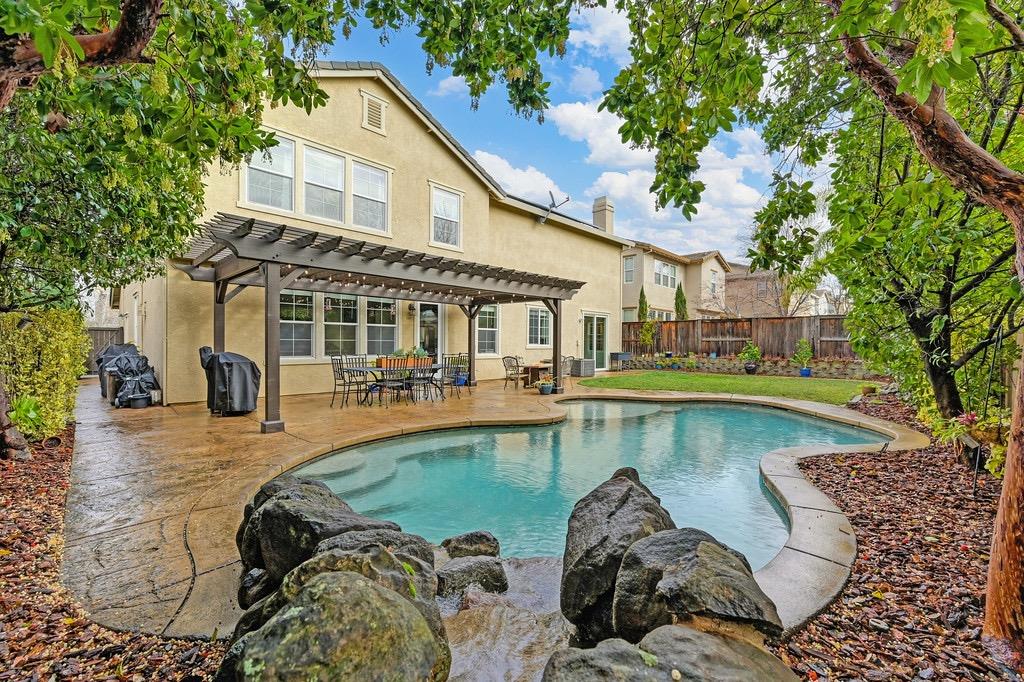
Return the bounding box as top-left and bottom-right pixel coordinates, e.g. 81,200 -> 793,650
756,279 -> 768,298
652,310 -> 674,321
361,90 -> 388,135
323,294 -> 357,356
280,290 -> 314,357
247,138 -> 294,210
654,260 -> 677,288
366,298 -> 398,355
431,185 -> 461,247
710,270 -> 719,295
623,255 -> 635,284
353,161 -> 388,232
527,307 -> 551,347
304,147 -> 345,222
622,308 -> 637,322
476,305 -> 499,355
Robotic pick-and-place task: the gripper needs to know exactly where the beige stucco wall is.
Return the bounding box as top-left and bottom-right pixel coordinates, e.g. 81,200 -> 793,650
121,274 -> 168,391
145,74 -> 623,404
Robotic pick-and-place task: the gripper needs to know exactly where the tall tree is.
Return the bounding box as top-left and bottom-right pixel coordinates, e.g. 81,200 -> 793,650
674,283 -> 688,320
638,285 -> 650,321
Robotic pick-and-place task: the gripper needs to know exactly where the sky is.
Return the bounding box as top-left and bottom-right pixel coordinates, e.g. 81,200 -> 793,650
325,7 -> 777,261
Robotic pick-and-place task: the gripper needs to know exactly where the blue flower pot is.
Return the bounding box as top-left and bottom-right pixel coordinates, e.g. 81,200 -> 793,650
671,363 -> 680,370
800,367 -> 812,377
538,384 -> 554,395
455,374 -> 468,386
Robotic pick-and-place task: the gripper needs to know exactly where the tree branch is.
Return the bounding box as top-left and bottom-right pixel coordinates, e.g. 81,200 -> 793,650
0,0 -> 162,109
951,245 -> 1017,303
986,0 -> 1024,49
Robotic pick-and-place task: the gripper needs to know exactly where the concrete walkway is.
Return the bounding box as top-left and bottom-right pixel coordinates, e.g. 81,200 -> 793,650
62,378 -> 928,640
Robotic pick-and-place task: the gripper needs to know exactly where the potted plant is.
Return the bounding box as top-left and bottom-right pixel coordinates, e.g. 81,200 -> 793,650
535,373 -> 555,395
377,347 -> 432,369
792,338 -> 814,377
685,352 -> 698,371
738,342 -> 762,374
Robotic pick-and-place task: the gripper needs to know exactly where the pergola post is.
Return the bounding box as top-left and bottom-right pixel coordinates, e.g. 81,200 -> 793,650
545,298 -> 564,394
261,262 -> 284,434
460,304 -> 482,386
213,282 -> 226,353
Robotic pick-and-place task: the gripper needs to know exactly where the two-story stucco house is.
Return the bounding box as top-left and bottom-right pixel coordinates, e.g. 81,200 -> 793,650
725,262 -> 839,317
621,241 -> 731,321
118,62 -> 629,416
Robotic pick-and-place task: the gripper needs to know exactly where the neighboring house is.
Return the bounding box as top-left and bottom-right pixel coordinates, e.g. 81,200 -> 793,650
117,61 -> 629,405
621,242 -> 730,321
725,262 -> 840,317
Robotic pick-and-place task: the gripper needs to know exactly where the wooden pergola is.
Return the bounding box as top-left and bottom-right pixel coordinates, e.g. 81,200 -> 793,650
176,212 -> 585,433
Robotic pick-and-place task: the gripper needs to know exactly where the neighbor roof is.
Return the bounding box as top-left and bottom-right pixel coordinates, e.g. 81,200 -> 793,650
312,61 -> 633,248
631,241 -> 732,272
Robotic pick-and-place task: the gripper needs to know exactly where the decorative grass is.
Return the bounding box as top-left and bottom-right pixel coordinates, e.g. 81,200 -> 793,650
579,371 -> 875,405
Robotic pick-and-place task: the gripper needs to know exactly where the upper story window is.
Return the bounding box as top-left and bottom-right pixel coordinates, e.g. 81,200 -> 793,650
710,270 -> 719,295
247,139 -> 294,211
353,161 -> 388,232
304,147 -> 345,222
654,260 -> 677,288
622,308 -> 637,322
361,91 -> 388,135
431,186 -> 461,247
756,279 -> 767,298
528,307 -> 551,347
280,290 -> 314,357
652,310 -> 674,321
476,305 -> 499,355
623,255 -> 635,284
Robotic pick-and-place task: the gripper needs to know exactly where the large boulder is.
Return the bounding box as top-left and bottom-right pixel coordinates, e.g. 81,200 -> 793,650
441,530 -> 500,558
542,624 -> 798,681
317,528 -> 435,566
437,555 -> 509,597
247,492 -> 400,582
561,467 -> 675,643
236,476 -> 340,569
612,528 -> 783,642
237,568 -> 275,610
217,572 -> 446,681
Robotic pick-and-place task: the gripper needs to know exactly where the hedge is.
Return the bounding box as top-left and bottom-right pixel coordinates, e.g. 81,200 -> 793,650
0,310 -> 90,440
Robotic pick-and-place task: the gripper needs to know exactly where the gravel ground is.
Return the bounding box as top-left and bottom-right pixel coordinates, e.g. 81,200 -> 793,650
776,394 -> 1009,680
0,426 -> 226,681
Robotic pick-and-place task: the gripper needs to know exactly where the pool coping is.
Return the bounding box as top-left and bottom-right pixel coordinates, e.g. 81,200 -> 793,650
275,389 -> 930,636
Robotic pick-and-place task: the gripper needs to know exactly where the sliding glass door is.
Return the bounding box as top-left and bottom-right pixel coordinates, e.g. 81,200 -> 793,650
583,313 -> 608,370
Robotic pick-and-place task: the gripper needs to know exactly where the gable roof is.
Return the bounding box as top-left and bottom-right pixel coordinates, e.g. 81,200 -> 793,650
631,241 -> 732,272
312,61 -> 632,247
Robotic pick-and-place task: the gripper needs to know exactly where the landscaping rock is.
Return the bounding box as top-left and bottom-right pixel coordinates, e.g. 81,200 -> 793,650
542,625 -> 798,681
252,474 -> 332,511
237,568 -> 275,610
561,467 -> 675,644
218,572 -> 446,681
612,528 -> 782,642
437,555 -> 508,597
247,491 -> 399,582
316,527 -> 435,566
441,530 -> 500,558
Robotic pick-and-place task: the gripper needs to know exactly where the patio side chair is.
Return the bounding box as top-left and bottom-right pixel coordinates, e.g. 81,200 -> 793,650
407,364 -> 438,403
340,354 -> 371,406
330,356 -> 347,407
439,353 -> 469,398
502,355 -> 526,390
561,355 -> 574,391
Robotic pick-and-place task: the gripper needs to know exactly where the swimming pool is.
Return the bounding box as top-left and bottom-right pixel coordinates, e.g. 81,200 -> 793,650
293,400 -> 882,569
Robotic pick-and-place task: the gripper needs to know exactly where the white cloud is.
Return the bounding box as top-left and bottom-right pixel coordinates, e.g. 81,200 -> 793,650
569,65 -> 603,98
547,100 -> 654,168
429,75 -> 468,98
569,6 -> 632,66
472,150 -> 586,213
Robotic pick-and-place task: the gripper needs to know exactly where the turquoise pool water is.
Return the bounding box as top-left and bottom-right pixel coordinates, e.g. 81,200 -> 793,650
293,400 -> 882,569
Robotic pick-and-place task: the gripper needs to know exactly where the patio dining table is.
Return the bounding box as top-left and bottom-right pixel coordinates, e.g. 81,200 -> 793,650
521,362 -> 552,388
343,364 -> 445,405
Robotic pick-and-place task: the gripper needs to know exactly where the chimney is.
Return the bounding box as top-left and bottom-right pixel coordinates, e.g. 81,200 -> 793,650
592,196 -> 615,233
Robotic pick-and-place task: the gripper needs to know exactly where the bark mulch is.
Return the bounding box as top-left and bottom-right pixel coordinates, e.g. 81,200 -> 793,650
776,394 -> 1008,681
0,425 -> 226,681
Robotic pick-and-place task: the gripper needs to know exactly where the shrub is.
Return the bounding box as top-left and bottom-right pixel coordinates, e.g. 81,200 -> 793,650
791,338 -> 814,368
0,310 -> 90,440
737,342 -> 762,364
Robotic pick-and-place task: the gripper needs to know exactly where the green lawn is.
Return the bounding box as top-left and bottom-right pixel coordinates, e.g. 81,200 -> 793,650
579,371 -> 874,405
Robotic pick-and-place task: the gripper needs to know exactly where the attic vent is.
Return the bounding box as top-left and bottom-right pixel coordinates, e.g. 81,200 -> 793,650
361,90 -> 387,135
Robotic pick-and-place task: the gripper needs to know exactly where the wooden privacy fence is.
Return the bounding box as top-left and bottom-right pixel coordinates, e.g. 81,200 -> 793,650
85,327 -> 124,374
622,315 -> 856,359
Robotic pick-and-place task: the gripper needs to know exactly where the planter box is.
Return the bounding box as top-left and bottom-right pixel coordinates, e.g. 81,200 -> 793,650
376,357 -> 433,369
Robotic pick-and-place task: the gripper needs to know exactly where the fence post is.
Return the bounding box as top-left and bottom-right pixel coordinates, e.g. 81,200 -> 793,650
814,316 -> 822,357
696,318 -> 703,355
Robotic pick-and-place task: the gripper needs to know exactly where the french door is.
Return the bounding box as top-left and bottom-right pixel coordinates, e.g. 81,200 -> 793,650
417,303 -> 443,362
583,313 -> 608,370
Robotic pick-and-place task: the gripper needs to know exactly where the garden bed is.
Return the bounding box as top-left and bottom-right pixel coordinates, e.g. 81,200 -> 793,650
0,426 -> 225,680
776,394 -> 1006,680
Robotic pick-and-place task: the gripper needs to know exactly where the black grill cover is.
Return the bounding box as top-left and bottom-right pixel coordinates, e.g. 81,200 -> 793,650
109,354 -> 161,407
199,347 -> 261,415
97,343 -> 139,398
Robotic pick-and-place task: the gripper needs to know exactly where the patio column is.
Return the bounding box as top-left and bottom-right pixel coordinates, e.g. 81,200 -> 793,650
545,298 -> 564,394
261,262 -> 284,434
213,283 -> 225,353
461,304 -> 481,386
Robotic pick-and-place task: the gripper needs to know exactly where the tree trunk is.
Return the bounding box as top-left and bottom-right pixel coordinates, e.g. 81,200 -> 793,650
923,358 -> 965,419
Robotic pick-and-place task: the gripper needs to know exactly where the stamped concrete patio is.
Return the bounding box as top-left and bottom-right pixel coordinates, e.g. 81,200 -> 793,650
62,377 -> 927,644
